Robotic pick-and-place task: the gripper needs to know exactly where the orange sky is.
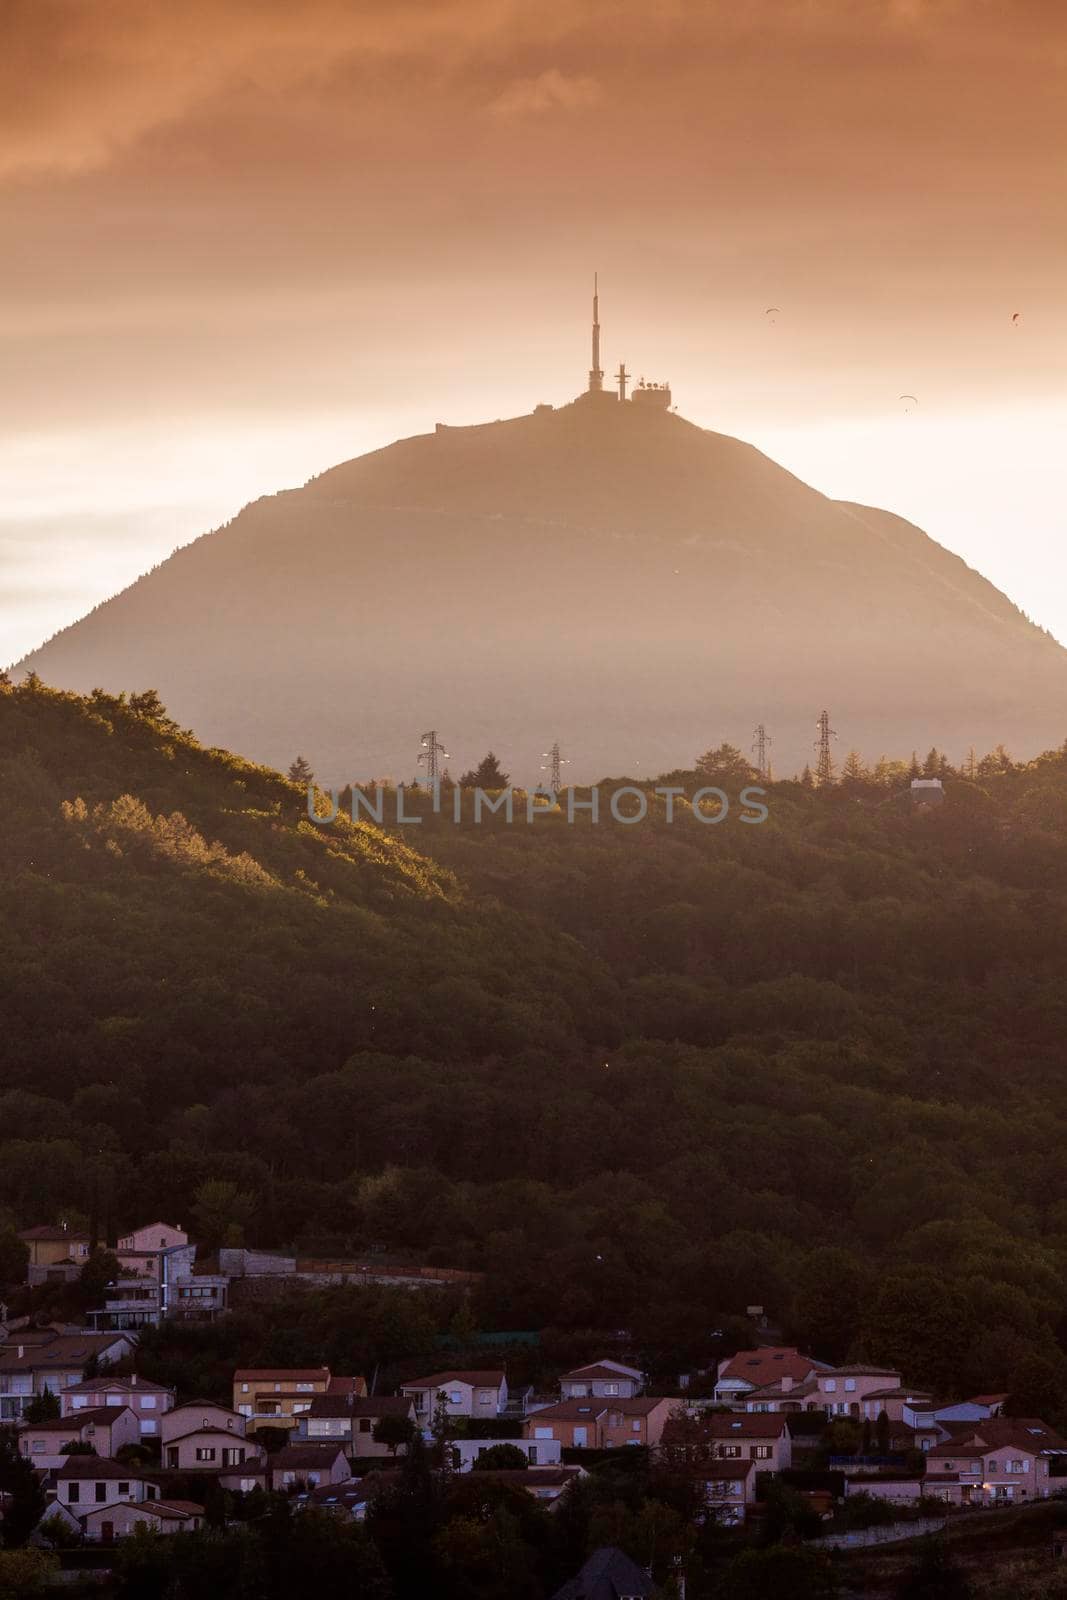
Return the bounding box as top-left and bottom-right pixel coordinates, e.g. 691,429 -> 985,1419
3,0 -> 1066,664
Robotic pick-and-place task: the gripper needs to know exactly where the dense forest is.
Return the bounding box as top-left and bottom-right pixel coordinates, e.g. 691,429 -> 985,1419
4,678 -> 1067,1415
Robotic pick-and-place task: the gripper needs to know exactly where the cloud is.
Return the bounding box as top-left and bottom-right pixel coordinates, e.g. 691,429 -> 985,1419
489,67 -> 604,117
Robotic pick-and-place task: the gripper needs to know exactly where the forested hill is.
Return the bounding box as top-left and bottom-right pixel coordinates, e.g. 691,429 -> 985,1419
5,678 -> 1067,1412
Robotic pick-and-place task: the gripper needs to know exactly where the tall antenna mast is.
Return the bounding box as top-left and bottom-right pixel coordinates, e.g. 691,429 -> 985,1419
417,730 -> 449,785
814,710 -> 837,786
540,740 -> 569,796
752,723 -> 772,780
588,273 -> 604,392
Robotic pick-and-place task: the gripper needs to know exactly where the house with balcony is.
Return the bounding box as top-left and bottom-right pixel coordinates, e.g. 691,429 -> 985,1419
815,1364 -> 904,1418
523,1396 -> 674,1451
559,1360 -> 644,1400
714,1348 -> 828,1408
921,1418 -> 1066,1506
233,1368 -> 365,1435
399,1370 -> 507,1423
299,1393 -> 417,1458
695,1459 -> 757,1526
19,1405 -> 140,1468
0,1330 -> 137,1423
62,1374 -> 176,1437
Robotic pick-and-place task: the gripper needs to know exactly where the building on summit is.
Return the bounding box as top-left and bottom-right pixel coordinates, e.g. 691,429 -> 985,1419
580,277 -> 671,410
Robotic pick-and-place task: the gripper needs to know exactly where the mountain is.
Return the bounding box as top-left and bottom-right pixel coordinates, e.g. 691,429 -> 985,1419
14,395 -> 1067,779
7,676 -> 1067,1405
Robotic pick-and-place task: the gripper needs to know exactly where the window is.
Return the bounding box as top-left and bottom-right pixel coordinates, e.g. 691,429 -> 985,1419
449,1392 -> 462,1405
987,1460 -> 998,1473
106,1394 -> 122,1406
527,1446 -> 538,1464
31,1441 -> 44,1454
752,1446 -> 772,1460
195,1448 -> 217,1462
142,1421 -> 156,1435
824,1380 -> 836,1393
119,1483 -> 130,1496
296,1382 -> 313,1392
241,1384 -> 249,1394
71,1397 -> 87,1409
969,1460 -> 980,1472
605,1384 -> 618,1395
358,1419 -> 371,1433
631,1420 -> 641,1433
68,1484 -> 80,1504
142,1397 -> 156,1409
534,1428 -> 553,1440
721,1445 -> 741,1458
95,1484 -> 107,1503
844,1379 -> 856,1392
294,1403 -> 310,1414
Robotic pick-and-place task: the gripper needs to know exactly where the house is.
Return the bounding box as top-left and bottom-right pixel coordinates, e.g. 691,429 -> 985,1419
552,1544 -> 659,1599
51,1457 -> 158,1514
852,1385 -> 934,1423
0,1330 -> 137,1423
164,1426 -> 266,1473
80,1498 -> 204,1541
693,1459 -> 757,1526
813,1364 -> 904,1418
233,1368 -> 364,1434
19,1226 -> 92,1284
559,1361 -> 644,1400
714,1348 -> 826,1407
161,1400 -> 246,1443
921,1418 -> 1067,1507
662,1412 -> 793,1474
452,1436 -> 564,1472
294,1477 -> 396,1522
399,1370 -> 508,1422
523,1397 -> 674,1451
906,1396 -> 1009,1432
271,1444 -> 351,1491
19,1406 -> 140,1468
116,1223 -> 189,1254
300,1393 -> 417,1457
62,1374 -> 176,1437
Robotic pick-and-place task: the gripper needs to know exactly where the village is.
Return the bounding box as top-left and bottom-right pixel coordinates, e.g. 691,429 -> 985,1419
3,1216 -> 1066,1592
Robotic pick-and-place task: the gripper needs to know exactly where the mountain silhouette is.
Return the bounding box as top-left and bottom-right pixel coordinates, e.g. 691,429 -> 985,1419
15,396 -> 1067,779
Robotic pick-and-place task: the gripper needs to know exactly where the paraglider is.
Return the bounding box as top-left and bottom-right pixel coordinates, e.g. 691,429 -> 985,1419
1011,312 -> 1021,326
899,394 -> 919,412
765,307 -> 781,324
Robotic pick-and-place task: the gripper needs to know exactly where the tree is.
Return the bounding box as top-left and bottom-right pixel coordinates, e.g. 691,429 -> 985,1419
0,1229 -> 28,1289
0,1426 -> 47,1546
0,1548 -> 59,1598
372,1413 -> 418,1456
719,1545 -> 839,1600
78,1248 -> 121,1309
894,1538 -> 973,1600
841,749 -> 869,786
22,1391 -> 60,1424
458,752 -> 510,788
191,1179 -> 254,1250
287,756 -> 314,785
474,1442 -> 529,1470
695,743 -> 756,783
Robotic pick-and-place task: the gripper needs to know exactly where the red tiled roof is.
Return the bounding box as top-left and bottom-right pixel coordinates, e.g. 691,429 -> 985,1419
19,1226 -> 91,1242
24,1407 -> 131,1431
560,1363 -> 642,1383
718,1348 -> 819,1386
528,1397 -> 668,1422
968,1394 -> 1010,1405
64,1377 -> 174,1396
273,1444 -> 348,1469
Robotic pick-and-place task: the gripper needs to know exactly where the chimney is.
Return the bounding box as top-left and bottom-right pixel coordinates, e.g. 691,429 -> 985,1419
131,1374 -> 138,1386
781,1375 -> 793,1393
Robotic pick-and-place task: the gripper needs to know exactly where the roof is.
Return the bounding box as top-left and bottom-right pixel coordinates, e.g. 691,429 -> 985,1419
0,1334 -> 129,1372
272,1444 -> 349,1469
307,1395 -> 414,1419
969,1394 -> 1010,1405
694,1459 -> 756,1481
299,1476 -> 399,1512
743,1379 -> 818,1401
553,1545 -> 658,1600
233,1369 -> 331,1383
63,1376 -> 174,1396
862,1387 -> 933,1401
471,1467 -> 583,1489
326,1375 -> 364,1395
165,1426 -> 262,1445
399,1371 -> 505,1391
704,1414 -> 788,1439
19,1226 -> 91,1242
165,1399 -> 242,1416
825,1364 -> 902,1378
54,1458 -> 146,1480
717,1348 -> 821,1387
527,1397 -> 668,1422
560,1363 -> 642,1383
24,1407 -> 132,1432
